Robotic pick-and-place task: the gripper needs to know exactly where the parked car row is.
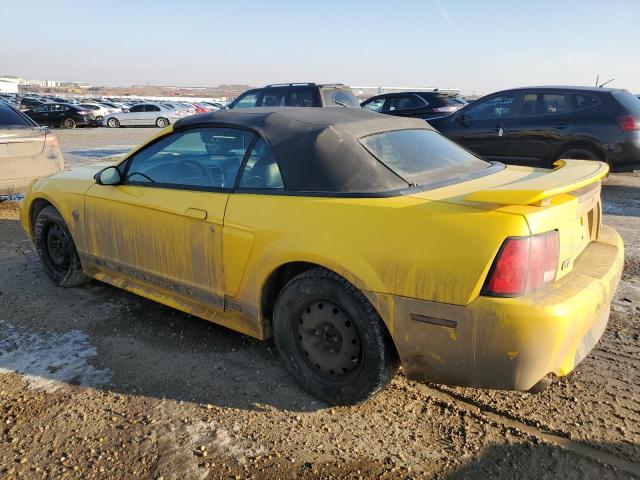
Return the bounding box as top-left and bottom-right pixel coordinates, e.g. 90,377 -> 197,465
2,83 -> 639,171
0,93 -> 226,129
225,83 -> 640,172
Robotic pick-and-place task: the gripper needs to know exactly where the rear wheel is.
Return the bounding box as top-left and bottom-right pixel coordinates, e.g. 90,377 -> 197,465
156,117 -> 169,128
96,115 -> 103,123
555,146 -> 602,163
63,117 -> 76,129
33,206 -> 89,287
273,267 -> 398,405
107,117 -> 120,128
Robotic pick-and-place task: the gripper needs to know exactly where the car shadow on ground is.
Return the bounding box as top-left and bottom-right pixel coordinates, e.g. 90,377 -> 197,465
445,441 -> 640,479
0,216 -> 323,413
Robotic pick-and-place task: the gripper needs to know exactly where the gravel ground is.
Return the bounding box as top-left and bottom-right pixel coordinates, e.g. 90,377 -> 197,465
0,130 -> 639,479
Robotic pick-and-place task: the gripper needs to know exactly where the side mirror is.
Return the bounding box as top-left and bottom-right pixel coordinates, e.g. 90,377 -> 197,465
95,166 -> 121,185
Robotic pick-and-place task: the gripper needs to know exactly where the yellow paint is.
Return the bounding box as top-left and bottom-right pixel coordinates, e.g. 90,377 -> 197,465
18,131 -> 624,390
463,160 -> 609,205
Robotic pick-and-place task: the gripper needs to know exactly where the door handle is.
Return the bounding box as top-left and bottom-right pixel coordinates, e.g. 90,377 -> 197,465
184,208 -> 207,220
494,127 -> 505,136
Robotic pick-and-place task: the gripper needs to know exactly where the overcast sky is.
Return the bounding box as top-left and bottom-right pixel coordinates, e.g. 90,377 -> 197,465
2,0 -> 639,95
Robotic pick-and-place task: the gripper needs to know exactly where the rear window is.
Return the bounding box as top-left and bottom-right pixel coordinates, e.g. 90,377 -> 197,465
360,129 -> 489,185
612,91 -> 640,114
321,88 -> 360,107
0,105 -> 30,126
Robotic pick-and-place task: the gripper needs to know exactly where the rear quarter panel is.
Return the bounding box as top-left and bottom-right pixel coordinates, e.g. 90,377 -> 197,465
223,194 -> 530,314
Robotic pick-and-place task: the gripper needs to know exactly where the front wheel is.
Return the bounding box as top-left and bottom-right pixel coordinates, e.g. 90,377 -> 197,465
33,206 -> 89,287
107,117 -> 120,128
156,117 -> 169,128
273,268 -> 398,405
63,117 -> 76,129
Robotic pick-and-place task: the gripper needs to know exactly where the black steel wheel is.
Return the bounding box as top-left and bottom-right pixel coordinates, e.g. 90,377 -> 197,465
298,300 -> 362,377
274,267 -> 398,405
33,206 -> 89,287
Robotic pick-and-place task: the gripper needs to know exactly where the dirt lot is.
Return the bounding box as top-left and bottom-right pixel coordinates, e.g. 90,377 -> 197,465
1,128 -> 639,479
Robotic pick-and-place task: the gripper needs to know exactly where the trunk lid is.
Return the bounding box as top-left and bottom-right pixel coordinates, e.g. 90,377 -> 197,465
409,160 -> 608,281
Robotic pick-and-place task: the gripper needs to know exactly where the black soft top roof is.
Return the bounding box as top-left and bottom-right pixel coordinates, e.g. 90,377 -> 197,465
175,107 -> 433,193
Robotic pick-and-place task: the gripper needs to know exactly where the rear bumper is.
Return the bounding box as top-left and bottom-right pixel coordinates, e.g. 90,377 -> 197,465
366,225 -> 624,390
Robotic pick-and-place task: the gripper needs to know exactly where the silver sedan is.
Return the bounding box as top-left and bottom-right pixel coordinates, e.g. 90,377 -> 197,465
102,103 -> 183,128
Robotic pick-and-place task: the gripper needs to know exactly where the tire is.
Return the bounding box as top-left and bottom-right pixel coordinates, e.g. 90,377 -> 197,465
33,206 -> 90,287
107,118 -> 120,128
63,117 -> 76,129
556,146 -> 601,163
156,117 -> 169,128
273,267 -> 398,405
96,115 -> 103,123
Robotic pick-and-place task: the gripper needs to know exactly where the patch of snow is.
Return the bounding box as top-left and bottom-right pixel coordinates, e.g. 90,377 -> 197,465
0,321 -> 111,392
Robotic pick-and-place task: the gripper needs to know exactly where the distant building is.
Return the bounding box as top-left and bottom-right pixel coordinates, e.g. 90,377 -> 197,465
0,77 -> 19,93
60,81 -> 92,89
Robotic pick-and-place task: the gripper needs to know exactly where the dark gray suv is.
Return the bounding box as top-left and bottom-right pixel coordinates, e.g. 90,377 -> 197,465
228,83 -> 360,109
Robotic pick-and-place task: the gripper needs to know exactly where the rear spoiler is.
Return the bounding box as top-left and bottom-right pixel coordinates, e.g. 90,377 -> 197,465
464,160 -> 608,206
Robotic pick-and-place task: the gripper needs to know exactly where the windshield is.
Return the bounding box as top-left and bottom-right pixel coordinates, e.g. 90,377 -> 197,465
360,129 -> 490,185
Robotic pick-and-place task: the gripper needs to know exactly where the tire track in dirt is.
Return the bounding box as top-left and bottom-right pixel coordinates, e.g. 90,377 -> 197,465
420,385 -> 640,477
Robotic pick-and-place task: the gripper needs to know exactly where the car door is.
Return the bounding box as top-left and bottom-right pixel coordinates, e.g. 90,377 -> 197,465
508,91 -> 576,167
123,104 -> 144,125
440,93 -> 516,161
141,105 -> 160,126
82,126 -> 256,308
29,105 -> 51,125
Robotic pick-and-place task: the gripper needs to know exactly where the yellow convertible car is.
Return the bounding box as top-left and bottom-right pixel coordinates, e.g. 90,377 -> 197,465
20,108 -> 623,404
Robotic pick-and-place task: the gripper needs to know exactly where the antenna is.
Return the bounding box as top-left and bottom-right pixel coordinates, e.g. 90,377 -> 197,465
595,74 -> 599,87
598,78 -> 615,88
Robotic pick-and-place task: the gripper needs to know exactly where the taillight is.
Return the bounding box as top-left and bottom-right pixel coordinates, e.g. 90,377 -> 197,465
483,230 -> 559,296
45,135 -> 59,148
617,116 -> 640,131
77,110 -> 88,115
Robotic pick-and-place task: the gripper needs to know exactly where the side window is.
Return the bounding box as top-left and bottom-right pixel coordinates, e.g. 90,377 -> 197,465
387,95 -> 423,111
233,92 -> 260,109
542,94 -> 572,115
124,127 -> 255,189
129,105 -> 143,112
238,138 -> 284,189
34,105 -> 49,113
573,94 -> 600,111
519,93 -> 539,117
287,88 -> 315,107
362,98 -> 385,112
465,94 -> 515,120
259,89 -> 285,107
